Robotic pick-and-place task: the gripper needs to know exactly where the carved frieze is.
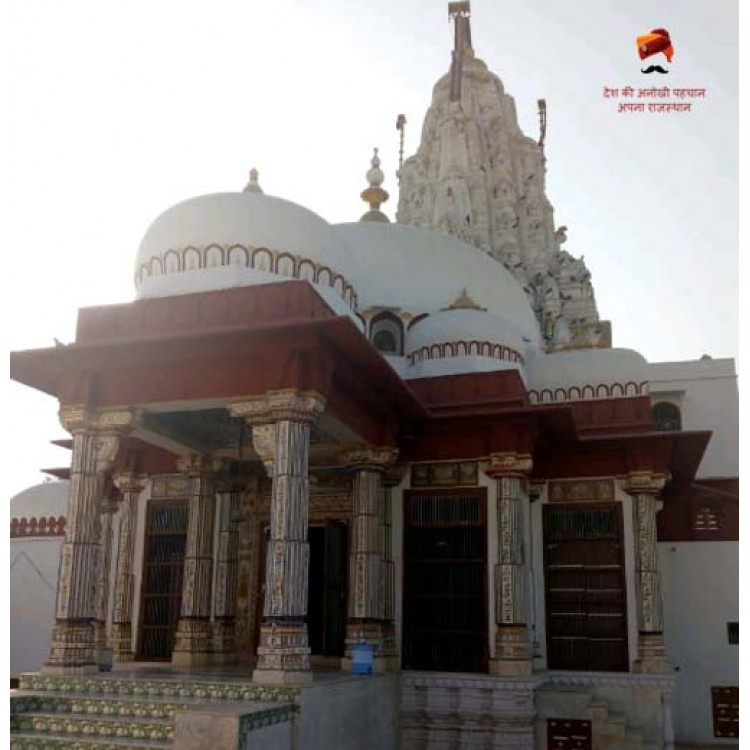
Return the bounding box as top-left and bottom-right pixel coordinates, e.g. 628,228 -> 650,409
548,479 -> 615,503
411,461 -> 478,487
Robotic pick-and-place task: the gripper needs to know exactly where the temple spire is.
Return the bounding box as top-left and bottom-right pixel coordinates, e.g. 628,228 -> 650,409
449,1 -> 473,101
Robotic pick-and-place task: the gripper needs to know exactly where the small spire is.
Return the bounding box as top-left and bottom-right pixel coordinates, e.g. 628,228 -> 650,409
359,148 -> 390,223
243,167 -> 263,194
442,287 -> 486,311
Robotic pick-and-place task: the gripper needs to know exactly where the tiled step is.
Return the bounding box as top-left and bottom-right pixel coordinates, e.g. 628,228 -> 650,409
12,693 -> 191,720
18,673 -> 299,704
10,731 -> 170,750
13,712 -> 173,742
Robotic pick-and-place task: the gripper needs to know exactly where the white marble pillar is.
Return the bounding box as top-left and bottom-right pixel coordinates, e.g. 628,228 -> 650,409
486,452 -> 534,677
44,408 -> 135,674
110,472 -> 148,662
211,484 -> 242,663
623,470 -> 670,673
231,390 -> 326,685
172,456 -> 225,668
341,448 -> 398,670
94,494 -> 118,665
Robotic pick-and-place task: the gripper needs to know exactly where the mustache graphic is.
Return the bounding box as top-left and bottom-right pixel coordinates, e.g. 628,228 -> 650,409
641,65 -> 669,74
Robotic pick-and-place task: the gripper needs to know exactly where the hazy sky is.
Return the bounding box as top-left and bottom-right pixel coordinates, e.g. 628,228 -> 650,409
6,0 -> 738,496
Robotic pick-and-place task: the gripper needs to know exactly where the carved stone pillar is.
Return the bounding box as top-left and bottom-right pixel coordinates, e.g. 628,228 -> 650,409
341,448 -> 399,671
44,408 -> 135,674
623,470 -> 670,673
93,493 -> 118,665
110,472 -> 148,662
172,455 -> 224,668
486,451 -> 533,677
231,390 -> 326,685
211,483 -> 242,663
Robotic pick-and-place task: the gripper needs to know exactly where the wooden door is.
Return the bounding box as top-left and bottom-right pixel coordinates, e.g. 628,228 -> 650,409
403,489 -> 488,673
137,500 -> 188,660
543,503 -> 628,671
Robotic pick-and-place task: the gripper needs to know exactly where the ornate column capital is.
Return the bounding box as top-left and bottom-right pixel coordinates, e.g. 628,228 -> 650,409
251,424 -> 277,477
112,472 -> 149,495
486,452 -> 533,478
341,446 -> 399,472
621,470 -> 669,496
230,389 -> 326,425
176,454 -> 231,477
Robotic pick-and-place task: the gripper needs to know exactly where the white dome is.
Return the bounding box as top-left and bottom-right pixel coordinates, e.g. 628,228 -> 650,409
405,308 -> 528,379
331,222 -> 542,346
135,192 -> 358,315
527,348 -> 649,401
10,481 -> 70,521
407,308 -> 527,356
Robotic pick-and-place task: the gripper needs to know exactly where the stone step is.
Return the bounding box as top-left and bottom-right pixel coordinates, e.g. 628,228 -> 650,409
10,730 -> 170,750
12,692 -> 192,720
12,713 -> 173,743
18,673 -> 299,704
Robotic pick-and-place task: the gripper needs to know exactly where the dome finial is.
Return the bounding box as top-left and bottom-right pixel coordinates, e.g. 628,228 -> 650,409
243,167 -> 263,194
360,148 -> 390,223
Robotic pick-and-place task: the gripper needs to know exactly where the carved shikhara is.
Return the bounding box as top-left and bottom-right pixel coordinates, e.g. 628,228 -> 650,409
408,340 -> 524,366
135,243 -> 359,311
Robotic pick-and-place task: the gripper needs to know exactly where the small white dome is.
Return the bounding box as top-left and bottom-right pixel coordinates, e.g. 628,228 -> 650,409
405,308 -> 528,379
10,481 -> 70,521
331,222 -> 541,346
527,348 -> 649,401
135,192 -> 358,315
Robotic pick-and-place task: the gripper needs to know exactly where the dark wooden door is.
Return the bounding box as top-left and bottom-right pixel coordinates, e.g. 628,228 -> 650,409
137,500 -> 188,660
403,489 -> 488,673
307,522 -> 347,656
543,503 -> 628,671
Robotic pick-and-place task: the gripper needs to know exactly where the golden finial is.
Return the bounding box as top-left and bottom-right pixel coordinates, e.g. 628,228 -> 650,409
359,148 -> 390,223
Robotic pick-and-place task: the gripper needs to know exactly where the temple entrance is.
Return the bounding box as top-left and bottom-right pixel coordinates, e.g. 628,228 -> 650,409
137,500 -> 189,660
543,503 -> 628,672
307,522 -> 347,656
402,489 -> 488,673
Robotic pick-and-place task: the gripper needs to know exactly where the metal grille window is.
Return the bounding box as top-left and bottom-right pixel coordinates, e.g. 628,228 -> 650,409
403,489 -> 487,673
137,500 -> 189,660
543,503 -> 628,672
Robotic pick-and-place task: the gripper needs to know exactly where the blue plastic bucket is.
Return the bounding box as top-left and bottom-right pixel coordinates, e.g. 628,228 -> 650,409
351,644 -> 374,675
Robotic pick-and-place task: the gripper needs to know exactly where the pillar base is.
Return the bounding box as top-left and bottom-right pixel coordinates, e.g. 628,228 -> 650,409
111,623 -> 135,663
254,622 -> 311,679
632,633 -> 671,674
210,620 -> 237,665
489,658 -> 534,677
492,624 -> 533,675
44,621 -> 98,674
171,618 -> 212,668
343,620 -> 399,671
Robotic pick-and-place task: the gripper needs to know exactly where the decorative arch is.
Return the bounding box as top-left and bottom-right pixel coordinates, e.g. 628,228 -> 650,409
251,247 -> 273,273
652,401 -> 682,432
228,245 -> 250,266
149,256 -> 163,275
184,247 -> 201,271
276,252 -> 296,277
164,250 -> 181,273
370,310 -> 404,356
205,244 -> 224,268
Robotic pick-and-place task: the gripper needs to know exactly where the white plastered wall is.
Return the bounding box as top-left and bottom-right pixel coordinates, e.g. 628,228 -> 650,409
10,537 -> 63,676
659,541 -> 739,745
648,358 -> 738,478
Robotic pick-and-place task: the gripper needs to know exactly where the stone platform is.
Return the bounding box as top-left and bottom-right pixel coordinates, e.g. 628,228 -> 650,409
10,664 -> 398,750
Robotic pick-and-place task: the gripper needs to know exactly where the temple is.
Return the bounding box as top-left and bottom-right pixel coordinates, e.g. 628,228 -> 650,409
9,4 -> 738,749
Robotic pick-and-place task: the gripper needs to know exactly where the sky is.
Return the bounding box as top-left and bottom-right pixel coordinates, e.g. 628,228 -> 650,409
5,0 -> 739,497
